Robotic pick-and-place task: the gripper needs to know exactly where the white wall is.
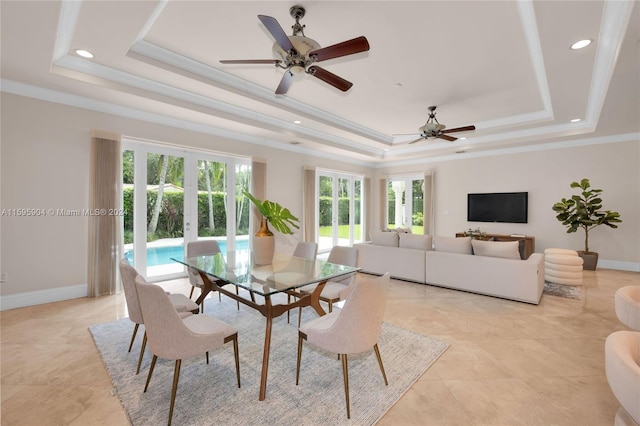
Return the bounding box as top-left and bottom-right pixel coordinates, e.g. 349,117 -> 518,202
1,93 -> 638,310
0,93 -> 370,306
375,141 -> 639,268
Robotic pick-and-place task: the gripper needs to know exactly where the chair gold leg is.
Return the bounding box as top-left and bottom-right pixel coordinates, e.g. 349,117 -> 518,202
298,306 -> 303,328
136,332 -> 147,375
144,354 -> 157,392
341,353 -> 350,419
296,333 -> 306,385
232,334 -> 241,388
168,359 -> 181,426
128,324 -> 139,352
189,286 -> 194,299
235,286 -> 240,310
206,351 -> 209,364
373,343 -> 388,385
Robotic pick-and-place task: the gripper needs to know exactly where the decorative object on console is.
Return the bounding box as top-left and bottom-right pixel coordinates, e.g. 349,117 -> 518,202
552,178 -> 622,270
463,227 -> 487,240
244,191 -> 300,265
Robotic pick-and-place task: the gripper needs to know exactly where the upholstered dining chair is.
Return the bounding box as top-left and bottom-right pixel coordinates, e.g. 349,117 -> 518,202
280,242 -> 318,321
135,276 -> 241,426
295,245 -> 358,326
296,272 -> 391,419
187,239 -> 241,311
119,259 -> 199,374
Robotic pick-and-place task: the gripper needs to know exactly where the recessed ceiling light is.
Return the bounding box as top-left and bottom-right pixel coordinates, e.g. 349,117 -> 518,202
394,83 -> 403,88
570,39 -> 592,50
75,49 -> 94,58
570,118 -> 582,123
383,148 -> 389,151
293,120 -> 302,124
459,137 -> 467,140
289,141 -> 301,145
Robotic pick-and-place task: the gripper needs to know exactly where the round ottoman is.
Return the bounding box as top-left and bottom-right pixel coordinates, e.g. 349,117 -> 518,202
544,248 -> 583,286
605,331 -> 640,426
615,286 -> 640,331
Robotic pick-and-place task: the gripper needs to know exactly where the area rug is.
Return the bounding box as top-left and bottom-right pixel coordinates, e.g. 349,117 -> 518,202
543,281 -> 581,300
89,294 -> 449,425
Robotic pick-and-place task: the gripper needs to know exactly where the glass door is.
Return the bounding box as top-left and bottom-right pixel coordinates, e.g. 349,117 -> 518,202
122,141 -> 250,281
317,171 -> 364,254
387,175 -> 424,234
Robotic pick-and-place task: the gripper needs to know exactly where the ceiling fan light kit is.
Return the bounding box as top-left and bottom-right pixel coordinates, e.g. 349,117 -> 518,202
408,106 -> 476,144
220,5 -> 370,95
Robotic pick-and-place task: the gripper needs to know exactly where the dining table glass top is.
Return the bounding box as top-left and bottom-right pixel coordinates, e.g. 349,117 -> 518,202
172,250 -> 359,296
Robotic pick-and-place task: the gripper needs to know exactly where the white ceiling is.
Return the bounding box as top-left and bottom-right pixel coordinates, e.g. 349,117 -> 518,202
1,1 -> 638,166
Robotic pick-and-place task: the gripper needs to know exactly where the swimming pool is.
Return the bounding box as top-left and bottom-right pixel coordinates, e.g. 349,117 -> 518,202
125,239 -> 250,267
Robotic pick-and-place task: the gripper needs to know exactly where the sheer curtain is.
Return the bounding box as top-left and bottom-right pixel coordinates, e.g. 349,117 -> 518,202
250,159 -> 267,235
303,167 -> 316,242
87,129 -> 122,297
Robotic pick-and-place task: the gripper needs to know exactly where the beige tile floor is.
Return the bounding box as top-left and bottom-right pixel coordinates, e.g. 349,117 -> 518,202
1,268 -> 638,425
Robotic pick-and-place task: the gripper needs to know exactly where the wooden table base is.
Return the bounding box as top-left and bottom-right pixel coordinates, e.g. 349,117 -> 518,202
196,271 -> 327,400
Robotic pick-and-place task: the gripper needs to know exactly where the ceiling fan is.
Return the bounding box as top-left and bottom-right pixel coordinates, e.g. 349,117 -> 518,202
219,5 -> 370,95
406,106 -> 476,144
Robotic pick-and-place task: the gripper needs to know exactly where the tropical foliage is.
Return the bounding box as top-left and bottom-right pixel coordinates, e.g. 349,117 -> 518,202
243,191 -> 300,235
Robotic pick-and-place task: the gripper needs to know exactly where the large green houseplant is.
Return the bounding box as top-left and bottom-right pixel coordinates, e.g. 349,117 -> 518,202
552,178 -> 622,269
244,191 -> 300,264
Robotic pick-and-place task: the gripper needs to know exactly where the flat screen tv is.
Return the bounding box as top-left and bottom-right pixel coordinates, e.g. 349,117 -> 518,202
467,192 -> 528,223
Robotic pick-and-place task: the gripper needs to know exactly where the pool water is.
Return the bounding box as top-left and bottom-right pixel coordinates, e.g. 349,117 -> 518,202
125,239 -> 249,266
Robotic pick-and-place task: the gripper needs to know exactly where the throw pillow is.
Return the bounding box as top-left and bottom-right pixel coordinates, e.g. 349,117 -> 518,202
371,230 -> 399,247
433,236 -> 472,254
399,233 -> 433,250
471,240 -> 521,259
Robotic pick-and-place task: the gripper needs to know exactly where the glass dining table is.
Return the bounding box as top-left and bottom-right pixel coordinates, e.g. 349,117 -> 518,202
172,250 -> 360,401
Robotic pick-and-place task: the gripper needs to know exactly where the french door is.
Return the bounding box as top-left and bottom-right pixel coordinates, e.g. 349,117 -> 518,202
386,175 -> 425,234
122,142 -> 250,281
317,171 -> 364,254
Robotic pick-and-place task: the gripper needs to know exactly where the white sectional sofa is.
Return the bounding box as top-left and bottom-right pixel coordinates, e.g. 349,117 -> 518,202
354,232 -> 545,304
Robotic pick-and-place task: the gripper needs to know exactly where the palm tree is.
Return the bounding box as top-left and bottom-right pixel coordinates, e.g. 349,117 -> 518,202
148,154 -> 169,233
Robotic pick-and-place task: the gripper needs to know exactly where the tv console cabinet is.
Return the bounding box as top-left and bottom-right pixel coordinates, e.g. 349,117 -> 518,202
455,233 -> 535,259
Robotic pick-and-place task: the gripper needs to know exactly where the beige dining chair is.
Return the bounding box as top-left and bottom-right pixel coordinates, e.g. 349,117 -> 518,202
296,272 -> 390,419
135,277 -> 240,426
187,239 -> 240,311
119,259 -> 199,374
296,245 -> 358,326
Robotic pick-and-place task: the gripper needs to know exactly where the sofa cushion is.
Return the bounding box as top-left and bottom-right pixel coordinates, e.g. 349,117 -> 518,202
434,236 -> 472,254
471,239 -> 521,259
399,233 -> 433,250
371,230 -> 399,247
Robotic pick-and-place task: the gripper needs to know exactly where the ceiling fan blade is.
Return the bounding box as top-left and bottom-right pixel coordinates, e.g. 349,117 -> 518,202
275,71 -> 294,95
408,137 -> 424,144
308,36 -> 370,62
438,134 -> 457,142
258,15 -> 295,52
307,66 -> 353,91
220,59 -> 281,64
442,125 -> 476,134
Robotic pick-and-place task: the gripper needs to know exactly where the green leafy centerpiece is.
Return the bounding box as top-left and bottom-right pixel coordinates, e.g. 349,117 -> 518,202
244,191 -> 300,264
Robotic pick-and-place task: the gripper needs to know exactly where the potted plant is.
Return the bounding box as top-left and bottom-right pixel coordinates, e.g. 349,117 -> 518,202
552,178 -> 622,270
244,191 -> 300,264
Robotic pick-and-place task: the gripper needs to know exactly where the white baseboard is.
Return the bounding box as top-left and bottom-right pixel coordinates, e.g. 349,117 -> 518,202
599,259 -> 640,272
0,284 -> 88,311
